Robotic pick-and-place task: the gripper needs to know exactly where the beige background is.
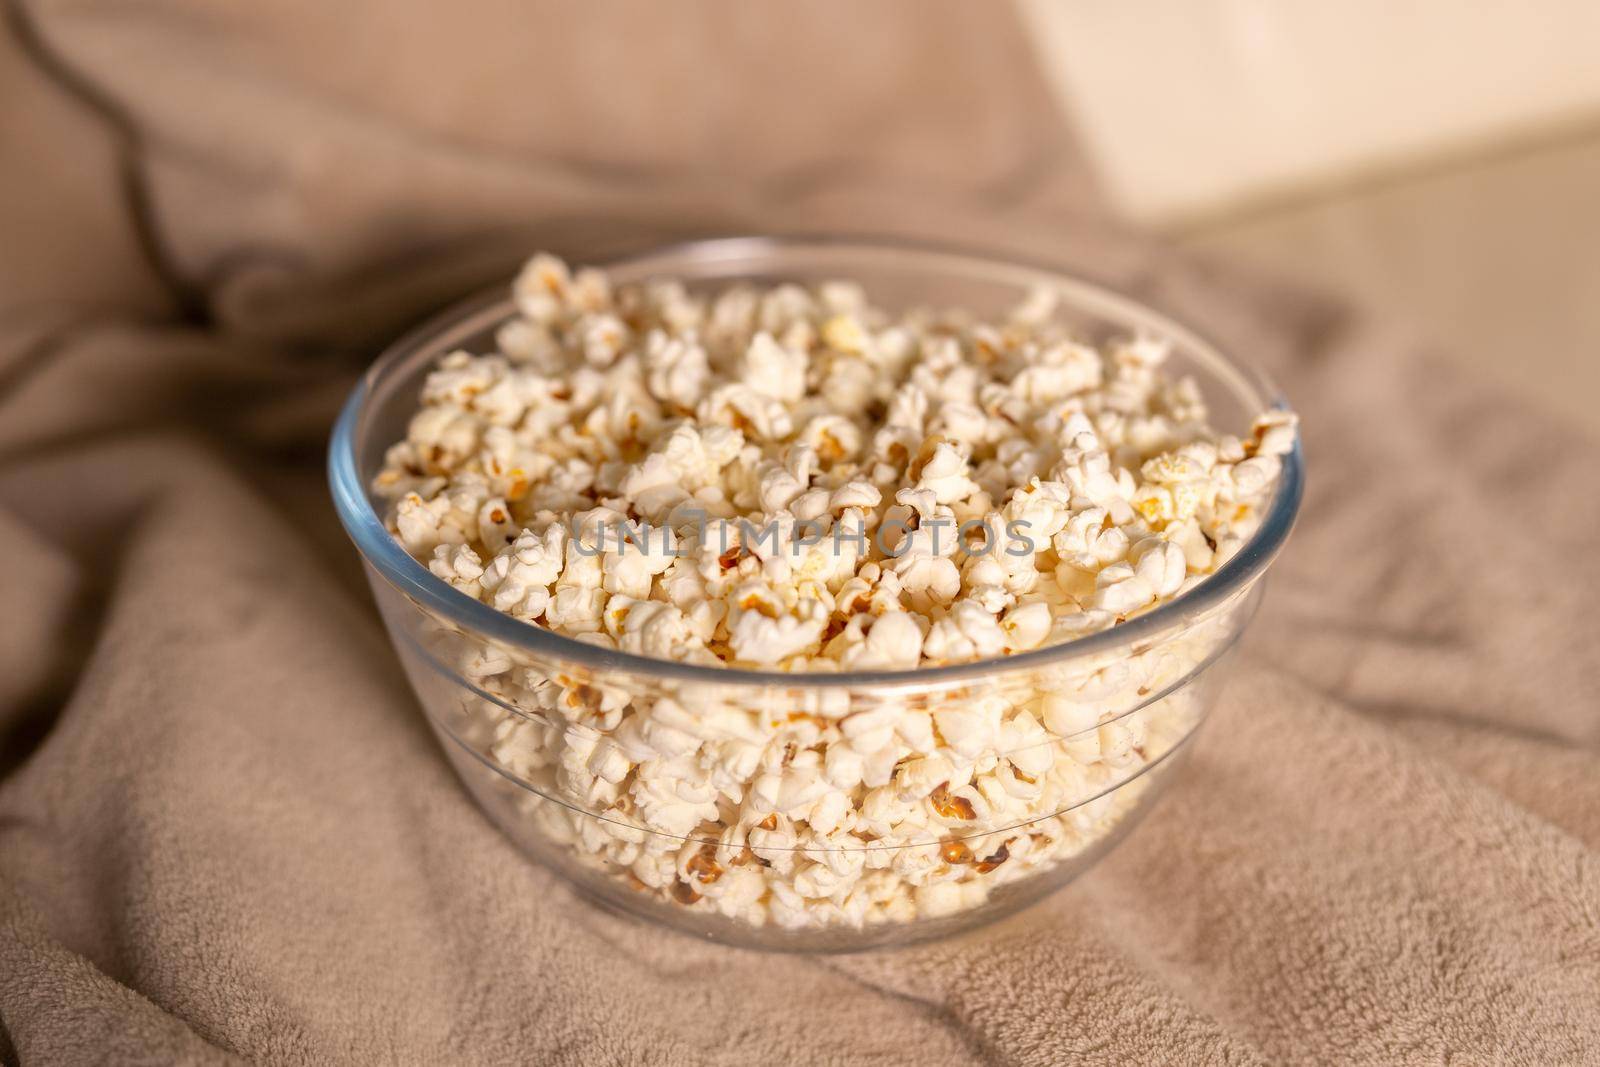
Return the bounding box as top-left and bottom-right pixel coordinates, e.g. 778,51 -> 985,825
1022,0 -> 1600,435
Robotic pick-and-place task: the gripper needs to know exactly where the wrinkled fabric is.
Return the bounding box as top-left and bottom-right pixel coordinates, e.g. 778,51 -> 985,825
1,2 -> 1597,1064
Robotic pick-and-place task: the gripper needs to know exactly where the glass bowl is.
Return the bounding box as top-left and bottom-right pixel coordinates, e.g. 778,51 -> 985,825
328,237 -> 1303,952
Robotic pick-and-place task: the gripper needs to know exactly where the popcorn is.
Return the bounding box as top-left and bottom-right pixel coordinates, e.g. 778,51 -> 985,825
742,332 -> 809,402
513,253 -> 573,324
914,441 -> 980,505
429,543 -> 485,595
610,599 -> 703,661
600,524 -> 678,599
727,588 -> 827,665
1131,537 -> 1188,598
1000,600 -> 1052,651
374,253 -> 1297,933
838,612 -> 923,671
1092,561 -> 1156,616
698,383 -> 794,441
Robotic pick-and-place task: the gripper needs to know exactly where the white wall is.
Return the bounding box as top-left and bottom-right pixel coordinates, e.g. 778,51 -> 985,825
1017,0 -> 1600,223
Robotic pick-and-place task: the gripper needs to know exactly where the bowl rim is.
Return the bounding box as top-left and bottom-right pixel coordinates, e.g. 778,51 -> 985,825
328,234 -> 1304,690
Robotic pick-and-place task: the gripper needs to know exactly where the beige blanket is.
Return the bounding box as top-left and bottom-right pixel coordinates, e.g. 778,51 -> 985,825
2,2 -> 1597,1063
